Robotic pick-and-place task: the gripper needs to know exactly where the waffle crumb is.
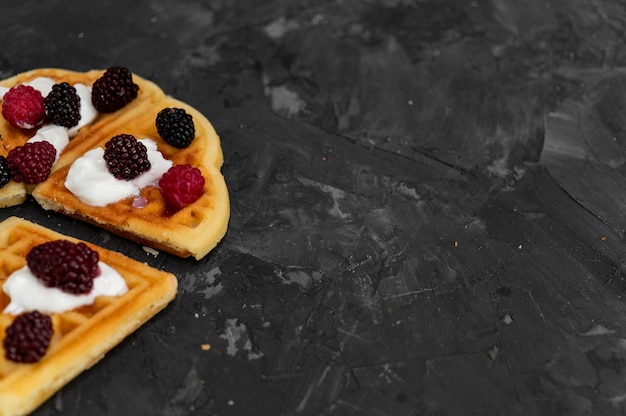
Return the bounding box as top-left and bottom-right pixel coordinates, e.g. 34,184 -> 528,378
143,246 -> 159,257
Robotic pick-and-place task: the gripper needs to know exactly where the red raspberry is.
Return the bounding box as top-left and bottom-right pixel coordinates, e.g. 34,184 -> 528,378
3,311 -> 53,363
2,84 -> 45,129
27,240 -> 100,295
159,164 -> 205,212
6,141 -> 56,184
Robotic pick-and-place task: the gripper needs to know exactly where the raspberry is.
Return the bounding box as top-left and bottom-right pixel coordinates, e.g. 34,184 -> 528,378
156,107 -> 196,148
159,164 -> 205,212
6,141 -> 56,184
103,134 -> 151,180
0,155 -> 11,188
91,66 -> 139,113
44,82 -> 81,128
4,311 -> 53,363
27,240 -> 100,295
1,84 -> 45,129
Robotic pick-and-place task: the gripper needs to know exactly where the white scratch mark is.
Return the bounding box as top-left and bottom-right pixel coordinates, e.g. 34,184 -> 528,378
268,85 -> 306,117
219,319 -> 264,360
297,177 -> 351,219
580,324 -> 615,336
263,16 -> 299,39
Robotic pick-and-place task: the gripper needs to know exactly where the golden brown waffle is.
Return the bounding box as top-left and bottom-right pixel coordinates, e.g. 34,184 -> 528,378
0,216 -> 177,416
0,68 -> 229,259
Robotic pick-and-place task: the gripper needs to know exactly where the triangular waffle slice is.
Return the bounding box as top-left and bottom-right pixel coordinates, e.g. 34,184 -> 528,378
0,68 -> 229,260
0,216 -> 177,416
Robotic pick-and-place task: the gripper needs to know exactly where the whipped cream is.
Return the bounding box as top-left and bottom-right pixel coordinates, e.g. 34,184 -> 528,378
27,125 -> 69,162
65,138 -> 173,206
2,262 -> 128,315
69,83 -> 98,136
25,76 -> 55,98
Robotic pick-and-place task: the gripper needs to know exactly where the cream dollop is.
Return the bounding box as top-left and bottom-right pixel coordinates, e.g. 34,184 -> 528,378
65,138 -> 173,206
69,83 -> 98,136
28,125 -> 69,162
25,76 -> 55,97
2,262 -> 128,315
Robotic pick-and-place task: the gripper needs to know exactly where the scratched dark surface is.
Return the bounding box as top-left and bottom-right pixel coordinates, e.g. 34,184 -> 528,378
1,0 -> 626,415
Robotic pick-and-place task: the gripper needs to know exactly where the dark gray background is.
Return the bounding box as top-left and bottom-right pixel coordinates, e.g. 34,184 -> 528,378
2,1 -> 626,415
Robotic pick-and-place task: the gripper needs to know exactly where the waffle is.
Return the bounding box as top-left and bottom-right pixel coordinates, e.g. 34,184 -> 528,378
0,68 -> 230,259
0,216 -> 178,416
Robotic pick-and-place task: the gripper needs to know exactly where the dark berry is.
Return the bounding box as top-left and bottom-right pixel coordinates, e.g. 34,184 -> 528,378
44,82 -> 81,128
6,141 -> 56,184
4,311 -> 53,363
104,134 -> 151,180
1,84 -> 45,129
91,66 -> 139,113
26,240 -> 100,295
159,164 -> 205,212
0,155 -> 11,188
156,107 -> 195,148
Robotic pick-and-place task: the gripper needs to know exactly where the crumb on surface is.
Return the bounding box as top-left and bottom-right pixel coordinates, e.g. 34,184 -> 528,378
143,246 -> 159,256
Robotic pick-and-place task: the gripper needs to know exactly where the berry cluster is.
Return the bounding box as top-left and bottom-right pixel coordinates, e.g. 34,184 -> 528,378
153,107 -> 205,211
44,82 -> 81,128
104,134 -> 151,180
156,107 -> 195,148
3,311 -> 53,363
91,66 -> 139,113
0,66 -> 141,188
27,239 -> 100,295
6,141 -> 56,184
3,66 -> 139,130
1,67 -> 209,215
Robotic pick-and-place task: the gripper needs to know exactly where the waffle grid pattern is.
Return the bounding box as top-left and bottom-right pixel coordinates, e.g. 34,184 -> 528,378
0,217 -> 176,416
0,221 -> 141,378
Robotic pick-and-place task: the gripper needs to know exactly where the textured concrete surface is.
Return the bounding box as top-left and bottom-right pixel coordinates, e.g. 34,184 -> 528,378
2,1 -> 626,415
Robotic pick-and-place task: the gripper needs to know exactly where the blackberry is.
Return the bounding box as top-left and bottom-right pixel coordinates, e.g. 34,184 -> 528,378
103,134 -> 151,180
0,155 -> 11,188
159,164 -> 205,212
44,82 -> 81,128
155,107 -> 195,148
91,66 -> 139,113
27,240 -> 100,295
4,311 -> 53,363
6,141 -> 56,184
